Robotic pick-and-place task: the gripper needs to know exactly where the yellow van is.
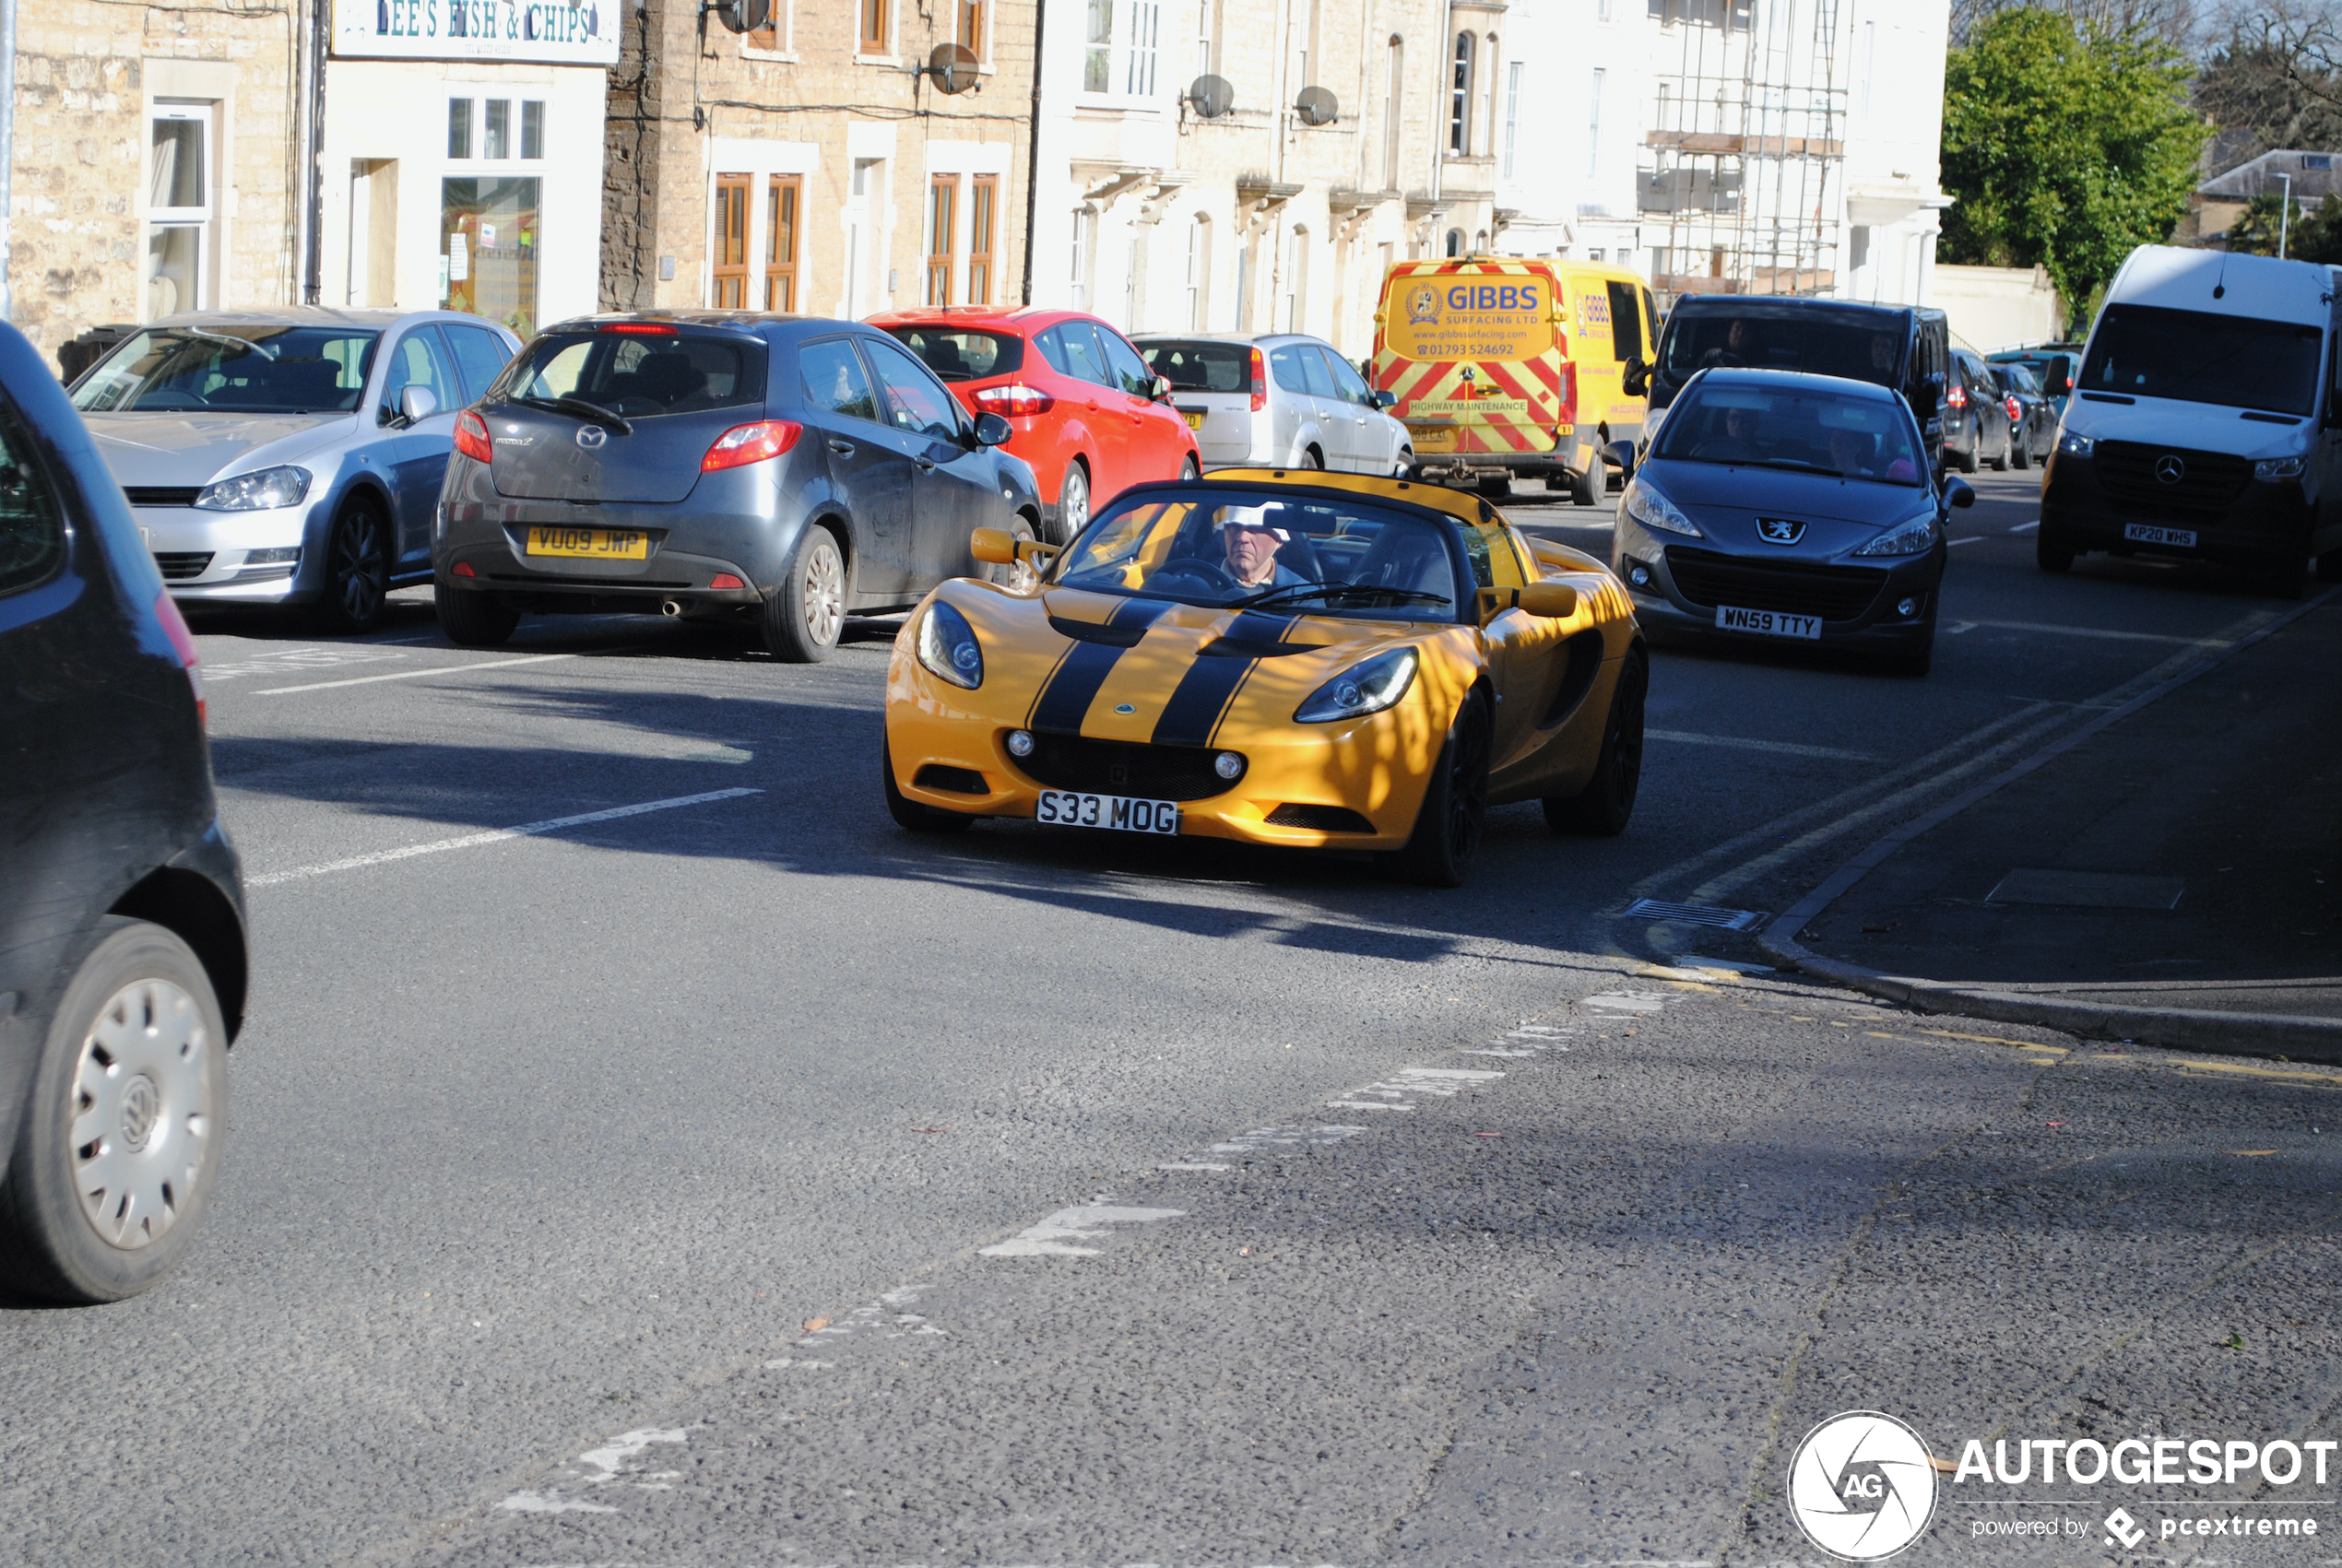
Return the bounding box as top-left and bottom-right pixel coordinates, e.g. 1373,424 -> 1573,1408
1372,257 -> 1663,504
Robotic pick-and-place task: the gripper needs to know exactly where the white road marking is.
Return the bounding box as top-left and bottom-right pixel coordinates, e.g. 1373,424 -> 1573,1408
1647,729 -> 1876,761
1955,619 -> 2223,645
763,1358 -> 832,1369
247,787 -> 762,887
205,647 -> 408,682
1327,1100 -> 1414,1111
254,650 -> 589,695
1947,536 -> 1986,547
1157,1161 -> 1233,1171
979,1205 -> 1185,1258
1207,1125 -> 1369,1155
2013,519 -> 2040,533
498,1425 -> 689,1514
1462,1022 -> 1580,1058
1579,990 -> 1674,1013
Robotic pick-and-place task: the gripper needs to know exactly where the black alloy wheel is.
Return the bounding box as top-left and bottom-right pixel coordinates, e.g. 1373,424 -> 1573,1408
1545,648 -> 1647,836
1570,463 -> 1600,506
317,501 -> 390,633
1394,696 -> 1492,887
881,740 -> 974,834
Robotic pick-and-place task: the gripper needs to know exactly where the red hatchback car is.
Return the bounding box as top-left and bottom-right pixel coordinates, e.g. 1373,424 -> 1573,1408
870,307 -> 1200,541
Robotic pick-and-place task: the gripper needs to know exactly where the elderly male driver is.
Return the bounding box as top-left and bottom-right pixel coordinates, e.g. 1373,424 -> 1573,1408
1218,505 -> 1308,589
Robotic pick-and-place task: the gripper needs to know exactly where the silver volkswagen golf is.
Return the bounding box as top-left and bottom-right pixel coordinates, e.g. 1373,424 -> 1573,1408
70,308 -> 520,631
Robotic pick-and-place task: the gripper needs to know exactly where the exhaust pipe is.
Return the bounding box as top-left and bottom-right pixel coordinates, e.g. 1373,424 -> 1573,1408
660,598 -> 685,618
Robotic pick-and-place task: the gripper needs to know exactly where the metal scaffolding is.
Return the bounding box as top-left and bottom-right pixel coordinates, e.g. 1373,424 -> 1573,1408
1639,0 -> 1848,299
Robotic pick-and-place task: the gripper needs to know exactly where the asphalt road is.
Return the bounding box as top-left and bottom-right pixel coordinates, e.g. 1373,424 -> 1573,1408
7,468 -> 2340,1566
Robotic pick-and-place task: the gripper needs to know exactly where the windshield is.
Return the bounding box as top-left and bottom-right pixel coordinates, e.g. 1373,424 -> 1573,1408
1140,339 -> 1251,392
1660,313 -> 1908,387
1650,381 -> 1923,484
882,325 -> 1023,382
71,325 -> 380,414
1053,489 -> 1462,621
493,330 -> 761,418
2079,305 -> 2323,417
1994,363 -> 2041,395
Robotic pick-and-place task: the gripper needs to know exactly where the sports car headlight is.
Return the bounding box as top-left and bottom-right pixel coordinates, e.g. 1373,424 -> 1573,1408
1295,647 -> 1417,724
1622,479 -> 1698,537
2055,431 -> 2093,459
2255,455 -> 2306,480
195,465 -> 312,512
916,600 -> 984,690
1851,517 -> 1936,558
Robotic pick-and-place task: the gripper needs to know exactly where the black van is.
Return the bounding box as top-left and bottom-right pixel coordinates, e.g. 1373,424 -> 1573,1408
0,319 -> 247,1303
1637,298 -> 1953,467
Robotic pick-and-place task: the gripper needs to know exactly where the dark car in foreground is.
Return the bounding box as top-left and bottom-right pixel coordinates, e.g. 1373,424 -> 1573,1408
1992,361 -> 2055,469
0,320 -> 247,1303
432,312 -> 1044,661
1640,297 -> 1953,468
1612,369 -> 1973,676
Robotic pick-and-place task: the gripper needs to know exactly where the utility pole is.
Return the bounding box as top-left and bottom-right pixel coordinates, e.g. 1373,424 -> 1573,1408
2278,171 -> 2293,260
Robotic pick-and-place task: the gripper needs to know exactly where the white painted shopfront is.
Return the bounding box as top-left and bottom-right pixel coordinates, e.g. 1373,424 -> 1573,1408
316,0 -> 616,336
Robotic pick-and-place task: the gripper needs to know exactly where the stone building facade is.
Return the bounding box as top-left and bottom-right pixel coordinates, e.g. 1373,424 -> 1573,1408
1026,0 -> 1495,358
6,0 -> 303,362
601,0 -> 1041,320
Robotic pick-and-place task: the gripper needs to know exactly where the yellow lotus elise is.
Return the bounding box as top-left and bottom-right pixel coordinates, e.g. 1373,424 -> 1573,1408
880,468 -> 1646,884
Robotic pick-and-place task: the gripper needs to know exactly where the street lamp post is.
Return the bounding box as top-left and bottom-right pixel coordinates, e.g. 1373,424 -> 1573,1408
2279,171 -> 2293,260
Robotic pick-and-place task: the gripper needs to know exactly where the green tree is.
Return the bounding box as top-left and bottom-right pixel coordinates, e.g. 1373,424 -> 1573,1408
2224,192 -> 2342,263
1940,9 -> 2210,327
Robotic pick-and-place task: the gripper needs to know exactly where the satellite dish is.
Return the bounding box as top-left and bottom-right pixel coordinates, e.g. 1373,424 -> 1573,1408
1293,85 -> 1339,127
707,0 -> 769,34
1186,74 -> 1236,119
929,41 -> 980,94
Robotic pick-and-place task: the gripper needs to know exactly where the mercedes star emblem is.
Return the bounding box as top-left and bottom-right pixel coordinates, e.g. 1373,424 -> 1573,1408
2154,454 -> 2184,484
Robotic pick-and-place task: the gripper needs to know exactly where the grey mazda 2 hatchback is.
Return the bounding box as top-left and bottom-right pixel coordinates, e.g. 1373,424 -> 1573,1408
432,312 -> 1044,661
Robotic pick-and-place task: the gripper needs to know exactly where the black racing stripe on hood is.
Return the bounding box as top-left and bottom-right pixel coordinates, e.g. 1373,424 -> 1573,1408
1027,597 -> 1176,732
1149,610 -> 1297,748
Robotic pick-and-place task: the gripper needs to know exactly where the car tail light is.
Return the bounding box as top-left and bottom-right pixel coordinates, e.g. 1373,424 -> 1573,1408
2005,395 -> 2022,422
601,322 -> 679,335
703,419 -> 804,472
709,572 -> 746,590
455,410 -> 491,463
453,560 -> 477,577
973,383 -> 1056,417
1946,383 -> 1968,411
1249,347 -> 1268,412
153,588 -> 204,726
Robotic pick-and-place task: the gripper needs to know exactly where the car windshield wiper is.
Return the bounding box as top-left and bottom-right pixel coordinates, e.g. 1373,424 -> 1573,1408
1236,580 -> 1452,610
163,325 -> 278,360
511,395 -> 633,435
1723,457 -> 1841,477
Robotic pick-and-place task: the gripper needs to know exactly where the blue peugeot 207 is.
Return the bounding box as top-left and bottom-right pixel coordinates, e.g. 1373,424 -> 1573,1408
1608,368 -> 1972,676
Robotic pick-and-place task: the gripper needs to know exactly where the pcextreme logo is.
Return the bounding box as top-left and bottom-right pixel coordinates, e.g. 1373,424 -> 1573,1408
1788,1411 -> 1940,1561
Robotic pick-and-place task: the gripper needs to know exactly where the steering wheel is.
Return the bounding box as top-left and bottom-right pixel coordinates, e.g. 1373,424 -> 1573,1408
1145,560 -> 1235,595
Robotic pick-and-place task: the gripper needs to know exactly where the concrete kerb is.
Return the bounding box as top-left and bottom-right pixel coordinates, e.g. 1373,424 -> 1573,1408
1753,585 -> 2342,1065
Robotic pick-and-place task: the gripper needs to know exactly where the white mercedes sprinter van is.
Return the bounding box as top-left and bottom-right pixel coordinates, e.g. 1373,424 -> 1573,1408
2040,244 -> 2337,593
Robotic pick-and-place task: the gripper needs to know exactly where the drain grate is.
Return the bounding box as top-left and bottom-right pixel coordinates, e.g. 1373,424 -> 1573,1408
1622,898 -> 1767,931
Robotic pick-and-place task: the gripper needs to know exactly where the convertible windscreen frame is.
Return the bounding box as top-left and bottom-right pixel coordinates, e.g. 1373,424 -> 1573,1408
1047,483 -> 1476,624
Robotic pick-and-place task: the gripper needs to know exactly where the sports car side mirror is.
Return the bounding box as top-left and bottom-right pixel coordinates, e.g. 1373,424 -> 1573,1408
1945,477 -> 1976,509
399,384 -> 438,426
1622,358 -> 1650,398
970,527 -> 1016,564
1479,582 -> 1579,620
1603,438 -> 1636,480
1371,389 -> 1397,409
972,411 -> 1013,447
1151,375 -> 1175,402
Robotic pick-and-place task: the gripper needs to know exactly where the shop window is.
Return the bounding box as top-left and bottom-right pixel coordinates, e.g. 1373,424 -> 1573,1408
522,100 -> 543,159
859,0 -> 888,53
147,103 -> 213,318
765,175 -> 800,312
485,100 -> 511,159
447,99 -> 472,159
442,177 -> 540,337
926,177 -> 957,306
713,173 -> 751,308
967,174 -> 997,305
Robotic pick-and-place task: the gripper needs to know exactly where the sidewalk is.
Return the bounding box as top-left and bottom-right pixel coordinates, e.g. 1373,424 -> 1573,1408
1770,595 -> 2342,1055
